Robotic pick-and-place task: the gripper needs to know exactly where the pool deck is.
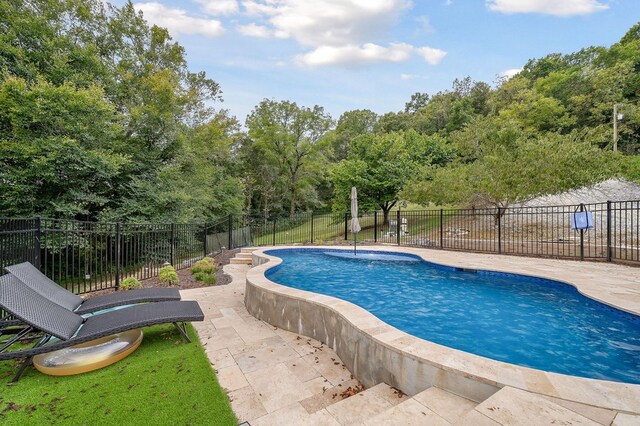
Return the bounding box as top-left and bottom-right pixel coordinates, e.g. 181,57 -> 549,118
181,262 -> 362,425
244,245 -> 640,424
182,246 -> 640,425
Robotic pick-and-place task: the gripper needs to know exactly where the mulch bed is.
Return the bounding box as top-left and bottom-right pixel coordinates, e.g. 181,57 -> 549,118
83,249 -> 239,299
141,249 -> 239,289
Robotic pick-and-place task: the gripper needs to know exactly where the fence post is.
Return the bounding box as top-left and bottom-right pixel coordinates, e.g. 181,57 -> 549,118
272,218 -> 277,246
396,210 -> 401,245
115,222 -> 121,290
374,211 -> 378,243
344,213 -> 348,240
606,201 -> 612,262
34,216 -> 41,269
170,223 -> 176,265
497,207 -> 502,254
228,214 -> 233,250
578,203 -> 585,261
310,211 -> 314,244
439,209 -> 444,248
203,223 -> 208,257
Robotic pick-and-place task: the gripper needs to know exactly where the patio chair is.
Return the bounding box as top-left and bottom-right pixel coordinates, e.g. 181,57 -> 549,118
5,262 -> 181,315
0,274 -> 204,382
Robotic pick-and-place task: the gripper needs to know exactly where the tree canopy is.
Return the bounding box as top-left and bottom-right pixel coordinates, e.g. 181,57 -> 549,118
1,2 -> 638,222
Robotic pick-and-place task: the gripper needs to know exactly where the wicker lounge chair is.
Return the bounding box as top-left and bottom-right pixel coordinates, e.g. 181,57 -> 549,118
0,274 -> 204,382
5,262 -> 181,314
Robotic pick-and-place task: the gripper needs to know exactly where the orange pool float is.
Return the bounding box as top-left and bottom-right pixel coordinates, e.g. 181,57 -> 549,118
32,329 -> 143,376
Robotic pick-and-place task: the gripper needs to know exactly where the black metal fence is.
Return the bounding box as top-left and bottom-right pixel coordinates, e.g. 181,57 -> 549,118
0,216 -> 249,294
246,200 -> 640,264
1,200 -> 638,296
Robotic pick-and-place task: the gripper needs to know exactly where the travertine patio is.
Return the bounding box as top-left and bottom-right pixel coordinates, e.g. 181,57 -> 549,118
182,248 -> 640,425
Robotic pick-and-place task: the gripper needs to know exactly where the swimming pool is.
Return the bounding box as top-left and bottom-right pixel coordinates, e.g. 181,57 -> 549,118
264,248 -> 640,384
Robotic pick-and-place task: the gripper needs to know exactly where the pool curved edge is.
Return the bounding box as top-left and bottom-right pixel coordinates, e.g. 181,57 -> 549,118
244,245 -> 640,413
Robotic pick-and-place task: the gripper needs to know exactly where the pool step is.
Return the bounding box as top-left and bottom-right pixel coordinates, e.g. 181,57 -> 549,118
456,386 -> 599,425
363,386 -> 475,426
230,251 -> 253,265
325,383 -> 408,425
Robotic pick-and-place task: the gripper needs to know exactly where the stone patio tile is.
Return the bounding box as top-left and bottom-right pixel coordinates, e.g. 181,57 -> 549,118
298,378 -> 362,414
228,386 -> 267,422
456,410 -> 502,426
250,403 -> 317,426
303,376 -> 332,395
205,348 -> 236,369
301,350 -> 353,386
541,395 -> 617,425
199,326 -> 244,351
244,362 -> 313,412
232,320 -> 279,344
475,387 -> 599,426
325,384 -> 395,425
233,340 -> 299,374
612,413 -> 640,426
413,386 -> 477,424
284,356 -> 321,382
215,364 -> 249,392
227,335 -> 284,356
364,398 -> 449,426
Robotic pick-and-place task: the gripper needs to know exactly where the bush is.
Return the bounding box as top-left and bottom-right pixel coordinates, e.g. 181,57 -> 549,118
121,276 -> 142,291
159,265 -> 179,286
191,257 -> 217,286
202,274 -> 216,286
192,257 -> 216,275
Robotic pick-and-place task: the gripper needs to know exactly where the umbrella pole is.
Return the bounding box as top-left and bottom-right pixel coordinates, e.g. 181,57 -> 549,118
353,233 -> 357,255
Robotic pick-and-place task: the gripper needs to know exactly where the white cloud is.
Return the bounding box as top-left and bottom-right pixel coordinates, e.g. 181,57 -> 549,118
296,43 -> 413,67
297,43 -> 446,68
240,0 -> 446,68
237,23 -> 271,37
135,2 -> 224,37
243,0 -> 411,47
195,0 -> 239,15
400,73 -> 429,80
499,68 -> 523,79
487,0 -> 608,16
415,46 -> 447,65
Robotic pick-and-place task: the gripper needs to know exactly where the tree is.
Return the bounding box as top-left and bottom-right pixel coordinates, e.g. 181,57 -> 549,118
331,130 -> 454,224
331,109 -> 377,161
403,131 -> 623,215
245,99 -> 333,216
404,92 -> 429,113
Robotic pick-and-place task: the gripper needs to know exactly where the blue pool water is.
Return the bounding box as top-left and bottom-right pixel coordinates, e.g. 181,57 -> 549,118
264,249 -> 640,384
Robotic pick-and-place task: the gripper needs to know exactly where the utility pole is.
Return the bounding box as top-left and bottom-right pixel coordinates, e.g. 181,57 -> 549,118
613,103 -> 624,152
613,104 -> 618,152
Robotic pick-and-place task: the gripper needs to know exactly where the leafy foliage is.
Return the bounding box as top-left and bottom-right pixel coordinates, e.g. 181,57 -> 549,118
121,276 -> 143,290
159,265 -> 179,286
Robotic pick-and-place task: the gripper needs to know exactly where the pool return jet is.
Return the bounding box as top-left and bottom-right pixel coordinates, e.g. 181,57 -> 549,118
351,186 -> 361,255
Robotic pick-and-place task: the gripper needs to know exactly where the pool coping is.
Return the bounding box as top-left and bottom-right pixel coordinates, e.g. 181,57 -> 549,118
244,245 -> 640,414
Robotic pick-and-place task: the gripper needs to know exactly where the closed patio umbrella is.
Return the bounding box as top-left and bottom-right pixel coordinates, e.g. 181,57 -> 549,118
350,187 -> 361,255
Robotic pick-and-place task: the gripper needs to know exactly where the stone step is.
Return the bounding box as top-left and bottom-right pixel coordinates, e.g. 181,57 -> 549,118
230,257 -> 252,265
325,383 -> 408,425
364,386 -> 475,426
236,252 -> 253,258
456,386 -> 600,426
240,247 -> 257,253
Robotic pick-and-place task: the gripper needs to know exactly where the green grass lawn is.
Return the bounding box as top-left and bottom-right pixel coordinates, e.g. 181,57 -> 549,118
252,210 -> 451,246
0,324 -> 236,426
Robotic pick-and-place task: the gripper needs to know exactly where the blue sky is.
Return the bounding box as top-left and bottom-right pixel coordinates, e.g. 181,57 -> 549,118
113,0 -> 640,124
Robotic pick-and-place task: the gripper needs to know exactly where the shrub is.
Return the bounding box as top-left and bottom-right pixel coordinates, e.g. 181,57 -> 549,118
192,258 -> 216,275
202,274 -> 216,286
121,276 -> 142,291
159,265 -> 179,286
194,272 -> 206,281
